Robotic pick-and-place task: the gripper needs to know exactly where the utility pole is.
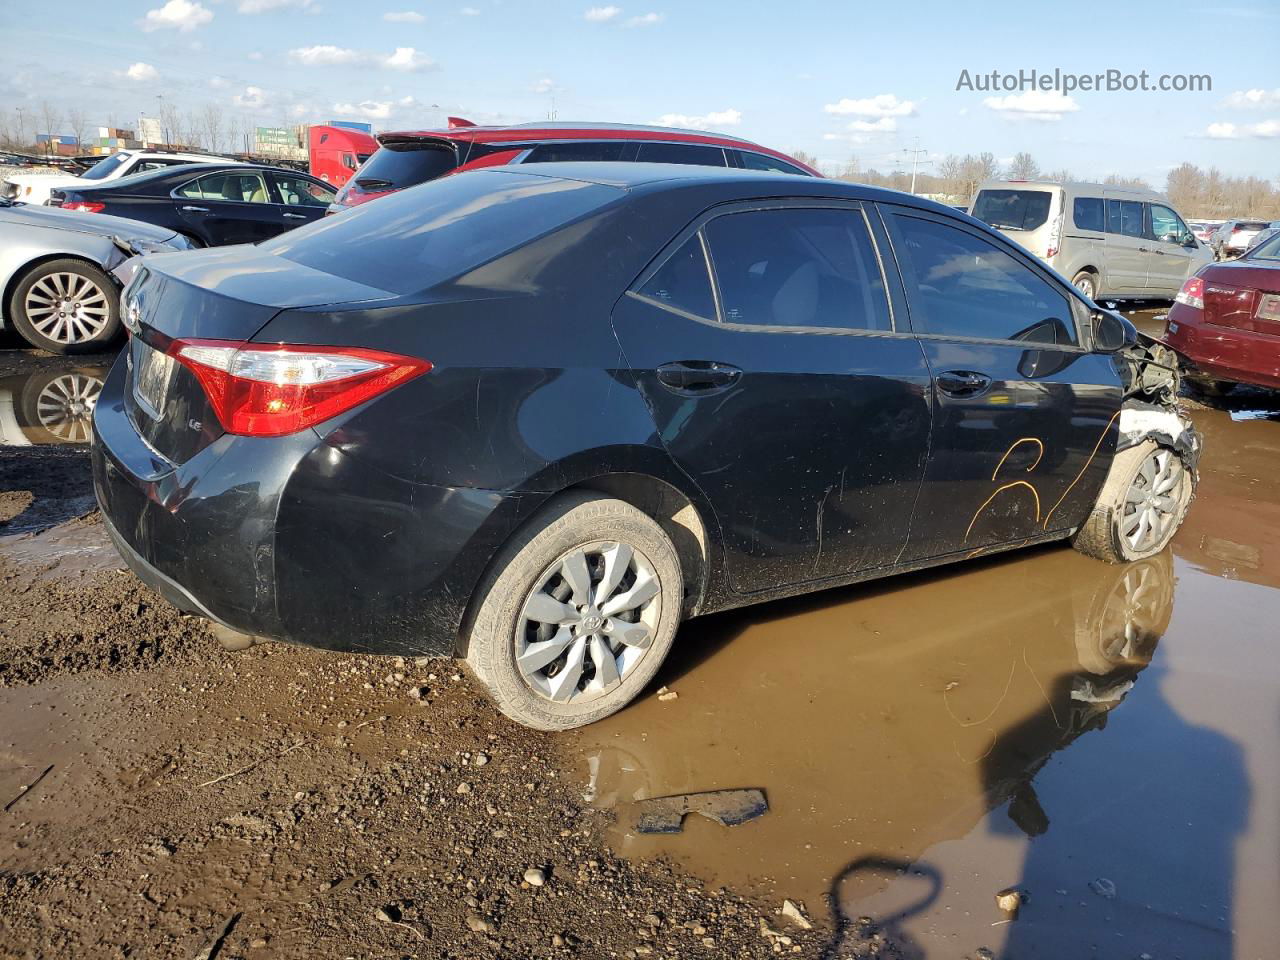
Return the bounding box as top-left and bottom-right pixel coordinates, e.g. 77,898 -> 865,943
903,137 -> 930,195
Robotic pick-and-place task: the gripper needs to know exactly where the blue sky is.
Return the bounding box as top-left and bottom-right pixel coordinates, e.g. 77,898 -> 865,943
4,0 -> 1278,185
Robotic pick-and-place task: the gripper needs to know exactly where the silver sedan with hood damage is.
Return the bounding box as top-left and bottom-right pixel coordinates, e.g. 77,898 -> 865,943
0,198 -> 193,354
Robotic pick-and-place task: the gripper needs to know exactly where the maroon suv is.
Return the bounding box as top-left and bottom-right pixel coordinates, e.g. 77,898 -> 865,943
329,118 -> 820,211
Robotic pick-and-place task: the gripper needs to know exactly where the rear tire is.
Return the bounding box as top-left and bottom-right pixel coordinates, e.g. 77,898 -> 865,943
462,493 -> 682,731
9,259 -> 121,354
1072,440 -> 1194,563
1071,270 -> 1099,300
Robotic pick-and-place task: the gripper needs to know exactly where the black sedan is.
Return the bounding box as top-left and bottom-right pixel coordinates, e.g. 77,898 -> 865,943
50,163 -> 336,247
91,163 -> 1198,730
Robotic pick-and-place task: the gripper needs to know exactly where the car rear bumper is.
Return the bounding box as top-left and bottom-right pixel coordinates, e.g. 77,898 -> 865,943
91,354 -> 540,656
1165,302 -> 1280,389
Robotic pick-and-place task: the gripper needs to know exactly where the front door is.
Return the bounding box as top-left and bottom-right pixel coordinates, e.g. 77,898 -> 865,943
268,172 -> 337,232
1102,197 -> 1149,295
1146,202 -> 1197,296
878,205 -> 1123,561
612,202 -> 932,594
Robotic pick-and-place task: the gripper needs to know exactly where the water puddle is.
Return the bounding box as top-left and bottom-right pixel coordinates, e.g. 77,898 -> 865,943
0,363 -> 108,448
566,405 -> 1280,957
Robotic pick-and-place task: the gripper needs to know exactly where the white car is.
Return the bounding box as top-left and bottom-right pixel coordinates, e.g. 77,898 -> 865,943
2,150 -> 241,206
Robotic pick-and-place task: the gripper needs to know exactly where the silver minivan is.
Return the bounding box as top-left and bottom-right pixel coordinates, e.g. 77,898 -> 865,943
969,180 -> 1211,300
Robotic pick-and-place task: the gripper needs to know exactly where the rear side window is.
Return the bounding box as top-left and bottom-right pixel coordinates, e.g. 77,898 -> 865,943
704,208 -> 890,331
1107,199 -> 1144,237
1073,197 -> 1105,231
356,142 -> 457,188
971,190 -> 1053,231
178,172 -> 270,203
260,170 -> 621,295
737,151 -> 807,175
635,142 -> 727,167
889,214 -> 1076,346
637,236 -> 715,320
524,142 -> 631,163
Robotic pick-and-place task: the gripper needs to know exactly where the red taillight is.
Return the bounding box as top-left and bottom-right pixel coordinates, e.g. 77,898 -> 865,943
170,339 -> 431,437
62,201 -> 105,213
1175,276 -> 1205,310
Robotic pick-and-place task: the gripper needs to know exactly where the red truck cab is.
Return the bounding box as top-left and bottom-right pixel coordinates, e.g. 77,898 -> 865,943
308,125 -> 378,189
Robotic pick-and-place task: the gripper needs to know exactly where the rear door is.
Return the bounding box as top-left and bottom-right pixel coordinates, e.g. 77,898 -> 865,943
612,201 -> 932,593
1103,197 -> 1149,293
878,205 -> 1123,560
268,171 -> 337,231
174,171 -> 284,245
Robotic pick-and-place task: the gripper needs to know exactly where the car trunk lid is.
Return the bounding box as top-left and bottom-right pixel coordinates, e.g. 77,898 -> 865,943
1201,261 -> 1280,334
122,247 -> 395,464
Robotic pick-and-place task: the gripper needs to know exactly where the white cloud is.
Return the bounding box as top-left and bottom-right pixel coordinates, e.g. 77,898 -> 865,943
1205,119 -> 1280,139
333,100 -> 393,120
232,85 -> 268,109
290,103 -> 314,118
459,5 -> 480,13
653,108 -> 741,129
823,132 -> 871,144
209,75 -> 229,89
982,90 -> 1079,121
846,117 -> 896,132
823,93 -> 916,118
124,62 -> 159,81
238,0 -> 313,11
383,9 -> 424,21
624,11 -> 663,27
1222,88 -> 1280,110
383,46 -> 435,71
532,76 -> 556,94
289,44 -> 363,65
584,5 -> 621,20
247,50 -> 264,60
140,0 -> 213,32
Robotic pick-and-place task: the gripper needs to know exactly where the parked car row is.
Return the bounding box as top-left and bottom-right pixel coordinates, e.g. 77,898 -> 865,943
1210,219 -> 1275,260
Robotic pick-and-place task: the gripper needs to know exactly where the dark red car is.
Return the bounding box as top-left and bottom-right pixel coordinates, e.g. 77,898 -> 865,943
328,118 -> 820,211
1165,230 -> 1280,393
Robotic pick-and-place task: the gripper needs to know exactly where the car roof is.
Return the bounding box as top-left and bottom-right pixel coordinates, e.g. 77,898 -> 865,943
381,120 -> 757,146
470,161 -> 963,213
975,179 -> 1168,201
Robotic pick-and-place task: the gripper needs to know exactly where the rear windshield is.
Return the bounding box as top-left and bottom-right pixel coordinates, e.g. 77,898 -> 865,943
81,153 -> 133,181
260,170 -> 622,295
971,189 -> 1053,231
1235,221 -> 1268,231
355,142 -> 458,189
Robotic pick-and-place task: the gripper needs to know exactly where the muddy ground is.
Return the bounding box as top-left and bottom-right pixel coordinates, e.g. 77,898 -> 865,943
3,307 -> 1279,959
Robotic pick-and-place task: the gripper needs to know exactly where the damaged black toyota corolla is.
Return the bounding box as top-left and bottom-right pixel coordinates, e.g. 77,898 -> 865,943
91,163 -> 1199,730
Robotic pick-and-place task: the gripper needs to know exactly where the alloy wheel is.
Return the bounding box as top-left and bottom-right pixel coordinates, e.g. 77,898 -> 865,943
1120,449 -> 1185,553
34,373 -> 103,443
24,272 -> 111,345
515,541 -> 661,704
1074,275 -> 1096,299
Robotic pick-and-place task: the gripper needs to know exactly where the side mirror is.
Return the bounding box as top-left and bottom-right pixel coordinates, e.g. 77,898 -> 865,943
1182,233 -> 1198,248
1091,309 -> 1138,353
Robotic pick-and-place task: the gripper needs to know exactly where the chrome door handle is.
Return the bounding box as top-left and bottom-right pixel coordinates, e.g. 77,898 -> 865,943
655,361 -> 742,393
181,205 -> 208,212
282,212 -> 307,219
936,370 -> 992,398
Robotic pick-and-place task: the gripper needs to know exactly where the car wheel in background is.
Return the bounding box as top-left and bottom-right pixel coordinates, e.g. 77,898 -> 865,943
462,493 -> 683,731
1072,440 -> 1194,563
9,259 -> 121,354
1071,270 -> 1098,300
18,369 -> 104,444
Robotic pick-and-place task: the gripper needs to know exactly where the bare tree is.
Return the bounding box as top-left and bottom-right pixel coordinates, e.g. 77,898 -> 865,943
200,103 -> 225,154
37,100 -> 61,157
158,100 -> 181,149
1007,152 -> 1040,180
1103,173 -> 1151,189
65,107 -> 89,152
1045,168 -> 1074,183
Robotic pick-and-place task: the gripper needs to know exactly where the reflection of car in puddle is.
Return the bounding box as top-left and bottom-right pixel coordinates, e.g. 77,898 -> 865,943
0,366 -> 108,446
572,547 -> 1174,911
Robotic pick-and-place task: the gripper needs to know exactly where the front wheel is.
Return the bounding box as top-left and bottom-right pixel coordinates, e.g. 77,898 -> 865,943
9,259 -> 121,354
462,493 -> 683,730
1072,440 -> 1194,563
1071,270 -> 1099,300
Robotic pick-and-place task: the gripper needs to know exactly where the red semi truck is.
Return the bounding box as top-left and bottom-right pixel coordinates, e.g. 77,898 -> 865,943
306,125 -> 378,188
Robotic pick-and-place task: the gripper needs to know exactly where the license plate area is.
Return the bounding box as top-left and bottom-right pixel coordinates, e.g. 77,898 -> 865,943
130,339 -> 177,421
1257,293 -> 1280,324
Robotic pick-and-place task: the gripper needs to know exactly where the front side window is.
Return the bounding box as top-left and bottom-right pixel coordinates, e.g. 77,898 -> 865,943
971,189 -> 1053,231
635,142 -> 727,167
1150,203 -> 1188,244
184,172 -> 270,203
637,236 -> 716,319
272,174 -> 336,207
1106,199 -> 1145,238
524,142 -> 631,163
704,207 -> 891,331
1073,197 -> 1105,232
738,151 -> 807,175
889,214 -> 1076,346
